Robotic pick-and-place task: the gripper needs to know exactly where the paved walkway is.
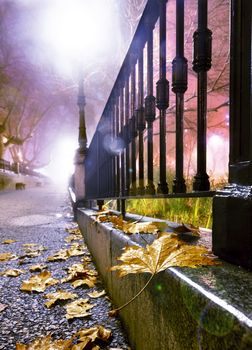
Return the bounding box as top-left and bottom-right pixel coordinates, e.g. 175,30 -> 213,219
0,185 -> 129,349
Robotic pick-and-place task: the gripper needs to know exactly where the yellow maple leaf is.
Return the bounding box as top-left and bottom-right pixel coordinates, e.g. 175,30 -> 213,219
65,298 -> 95,319
66,227 -> 81,235
1,239 -> 17,244
77,325 -> 111,342
64,235 -> 82,243
87,290 -> 106,299
0,252 -> 17,262
20,271 -> 58,292
0,268 -> 25,277
68,243 -> 86,257
47,249 -> 70,261
62,263 -> 97,288
16,334 -> 73,349
44,289 -> 78,308
29,264 -> 47,272
111,234 -> 218,277
123,221 -> 167,234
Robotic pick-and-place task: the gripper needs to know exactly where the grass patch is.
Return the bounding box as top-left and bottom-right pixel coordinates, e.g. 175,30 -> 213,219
126,197 -> 213,229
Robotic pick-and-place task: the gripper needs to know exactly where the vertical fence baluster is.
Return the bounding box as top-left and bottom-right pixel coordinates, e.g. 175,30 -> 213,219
145,26 -> 156,195
112,98 -> 116,197
136,50 -> 146,195
172,0 -> 187,193
125,75 -> 130,196
193,0 -> 212,191
130,59 -> 137,195
120,83 -> 125,197
156,0 -> 169,194
115,92 -> 120,197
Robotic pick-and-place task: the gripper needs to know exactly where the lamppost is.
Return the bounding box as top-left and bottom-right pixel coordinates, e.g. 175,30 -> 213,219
73,74 -> 87,208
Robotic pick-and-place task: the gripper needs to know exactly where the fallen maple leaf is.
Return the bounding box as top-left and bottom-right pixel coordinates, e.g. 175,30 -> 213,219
68,243 -> 86,257
1,239 -> 17,244
0,252 -> 17,262
77,325 -> 111,342
111,234 -> 217,277
62,263 -> 97,288
20,271 -> 58,292
167,223 -> 201,237
47,249 -> 70,261
87,290 -> 106,299
123,221 -> 167,234
44,289 -> 78,308
109,234 -> 219,315
64,235 -> 82,243
65,298 -> 95,319
29,264 -> 47,272
0,268 -> 25,277
66,227 -> 81,235
16,334 -> 73,349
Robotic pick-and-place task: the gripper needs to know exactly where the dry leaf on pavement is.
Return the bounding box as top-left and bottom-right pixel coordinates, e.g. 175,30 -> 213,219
47,249 -> 70,261
167,223 -> 201,237
0,268 -> 25,277
29,264 -> 47,272
0,252 -> 17,262
20,271 -> 58,292
87,290 -> 106,299
77,325 -> 111,343
66,227 -> 81,235
16,334 -> 73,349
1,239 -> 17,244
65,298 -> 95,319
65,235 -> 82,243
111,234 -> 219,277
44,290 -> 78,308
62,263 -> 97,288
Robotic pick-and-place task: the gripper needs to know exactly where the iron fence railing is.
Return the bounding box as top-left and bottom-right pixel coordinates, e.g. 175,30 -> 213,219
0,159 -> 11,171
0,159 -> 42,177
85,0 -> 216,212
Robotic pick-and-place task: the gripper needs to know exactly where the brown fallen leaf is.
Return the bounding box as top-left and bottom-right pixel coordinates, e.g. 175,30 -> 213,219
68,243 -> 86,257
167,223 -> 201,237
0,303 -> 7,312
0,252 -> 17,262
65,298 -> 95,319
87,290 -> 106,299
109,234 -> 219,315
1,239 -> 17,244
111,234 -> 218,277
47,249 -> 70,261
0,268 -> 25,277
44,290 -> 78,308
16,334 -> 73,349
66,227 -> 81,235
20,271 -> 58,292
62,263 -> 97,288
64,235 -> 82,243
77,325 -> 111,342
29,264 -> 47,272
123,221 -> 167,234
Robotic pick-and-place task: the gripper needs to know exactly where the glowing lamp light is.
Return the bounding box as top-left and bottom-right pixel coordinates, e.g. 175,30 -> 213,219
38,0 -> 118,73
45,138 -> 78,187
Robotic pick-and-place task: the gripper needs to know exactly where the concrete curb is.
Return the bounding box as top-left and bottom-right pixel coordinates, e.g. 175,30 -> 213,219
77,208 -> 252,350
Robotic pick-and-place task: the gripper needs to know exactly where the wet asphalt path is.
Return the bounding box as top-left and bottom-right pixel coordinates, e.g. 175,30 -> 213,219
0,185 -> 130,349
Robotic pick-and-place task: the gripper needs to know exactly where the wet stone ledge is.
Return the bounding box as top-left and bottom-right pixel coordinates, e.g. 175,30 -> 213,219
77,208 -> 252,350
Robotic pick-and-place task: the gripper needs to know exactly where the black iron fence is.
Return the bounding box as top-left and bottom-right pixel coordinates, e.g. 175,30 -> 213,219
85,0 -> 217,209
83,0 -> 252,269
0,159 -> 42,177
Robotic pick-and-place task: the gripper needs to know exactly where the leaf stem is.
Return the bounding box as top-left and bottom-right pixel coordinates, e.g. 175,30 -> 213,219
109,273 -> 155,316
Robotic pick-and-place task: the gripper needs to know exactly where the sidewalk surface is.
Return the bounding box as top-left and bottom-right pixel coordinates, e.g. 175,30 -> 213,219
0,185 -> 129,350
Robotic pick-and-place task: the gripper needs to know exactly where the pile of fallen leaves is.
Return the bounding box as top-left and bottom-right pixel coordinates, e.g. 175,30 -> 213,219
0,225 -> 116,348
16,325 -> 112,349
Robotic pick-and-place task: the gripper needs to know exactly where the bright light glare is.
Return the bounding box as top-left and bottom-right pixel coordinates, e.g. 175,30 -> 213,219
45,138 -> 78,188
209,134 -> 223,147
39,0 -> 117,68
